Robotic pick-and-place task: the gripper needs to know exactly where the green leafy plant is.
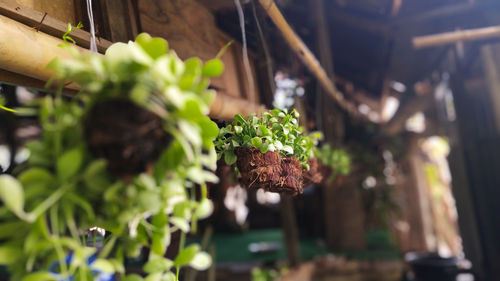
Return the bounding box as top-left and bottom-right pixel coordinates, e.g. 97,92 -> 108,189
61,22 -> 83,44
215,109 -> 314,168
0,33 -> 222,281
315,144 -> 351,180
251,266 -> 288,281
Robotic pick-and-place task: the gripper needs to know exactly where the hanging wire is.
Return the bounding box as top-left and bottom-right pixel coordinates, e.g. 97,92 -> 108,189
234,0 -> 256,99
251,0 -> 275,94
86,0 -> 98,53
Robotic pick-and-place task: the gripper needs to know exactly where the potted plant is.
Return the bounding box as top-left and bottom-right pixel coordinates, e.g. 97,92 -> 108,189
0,33 -> 222,281
214,109 -> 315,196
315,144 -> 351,183
301,132 -> 324,187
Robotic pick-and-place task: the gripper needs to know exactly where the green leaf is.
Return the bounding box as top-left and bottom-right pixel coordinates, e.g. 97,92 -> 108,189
163,272 -> 176,281
0,221 -> 29,238
258,125 -> 270,136
135,33 -> 168,59
259,142 -> 269,154
144,273 -> 162,281
184,57 -> 202,75
138,191 -> 161,213
0,175 -> 25,217
200,119 -> 219,147
251,137 -> 262,148
189,252 -> 212,270
194,199 -> 213,219
186,167 -> 219,184
234,114 -> 246,125
173,244 -> 199,266
274,140 -> 283,150
202,59 -> 224,77
21,272 -> 57,281
179,120 -> 201,147
171,217 -> 189,233
234,125 -> 243,134
0,245 -> 22,265
283,145 -> 294,155
92,258 -> 116,273
18,167 -> 54,188
19,168 -> 54,200
231,139 -> 240,148
224,150 -> 237,165
135,174 -> 157,190
151,230 -> 170,256
144,258 -> 173,274
56,146 -> 84,181
83,159 -> 111,192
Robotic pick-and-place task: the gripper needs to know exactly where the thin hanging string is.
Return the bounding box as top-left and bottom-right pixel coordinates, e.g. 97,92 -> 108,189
86,0 -> 97,53
234,0 -> 256,100
251,0 -> 275,94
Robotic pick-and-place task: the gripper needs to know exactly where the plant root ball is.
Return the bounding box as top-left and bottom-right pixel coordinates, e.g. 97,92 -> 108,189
236,147 -> 281,189
302,158 -> 324,187
84,99 -> 170,177
235,147 -> 304,196
276,157 -> 303,196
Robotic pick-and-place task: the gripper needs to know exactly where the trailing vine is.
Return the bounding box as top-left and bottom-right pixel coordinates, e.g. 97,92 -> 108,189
0,33 -> 222,281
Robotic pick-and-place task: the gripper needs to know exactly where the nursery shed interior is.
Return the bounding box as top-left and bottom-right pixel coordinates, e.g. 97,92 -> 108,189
1,0 -> 500,280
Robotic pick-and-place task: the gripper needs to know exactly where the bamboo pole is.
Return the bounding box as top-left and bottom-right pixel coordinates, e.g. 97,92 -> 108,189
0,15 -> 263,120
0,0 -> 112,53
413,26 -> 500,49
257,0 -> 362,119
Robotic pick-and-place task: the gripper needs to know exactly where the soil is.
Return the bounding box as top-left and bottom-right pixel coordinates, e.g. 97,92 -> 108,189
302,158 -> 324,187
84,99 -> 170,177
235,147 -> 303,196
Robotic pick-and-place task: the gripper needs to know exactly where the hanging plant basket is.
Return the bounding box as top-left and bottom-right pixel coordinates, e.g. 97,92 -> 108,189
235,147 -> 303,195
302,157 -> 324,187
84,99 -> 171,177
276,156 -> 303,195
235,147 -> 281,189
0,33 -> 222,280
314,144 -> 352,184
215,109 -> 317,196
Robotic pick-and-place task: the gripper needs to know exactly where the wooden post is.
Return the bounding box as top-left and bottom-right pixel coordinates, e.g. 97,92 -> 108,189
481,45 -> 500,131
280,194 -> 300,267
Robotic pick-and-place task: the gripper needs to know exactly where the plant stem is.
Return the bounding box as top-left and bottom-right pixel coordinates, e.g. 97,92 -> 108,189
176,231 -> 187,281
50,206 -> 69,279
54,83 -> 64,158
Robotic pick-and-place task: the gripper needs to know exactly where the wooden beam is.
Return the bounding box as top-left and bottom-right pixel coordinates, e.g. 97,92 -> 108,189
0,14 -> 264,120
257,0 -> 364,120
0,0 -> 112,53
413,26 -> 500,49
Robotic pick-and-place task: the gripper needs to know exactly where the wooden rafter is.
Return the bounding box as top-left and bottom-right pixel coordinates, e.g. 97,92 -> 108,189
257,0 -> 367,121
413,26 -> 500,49
0,0 -> 112,52
0,14 -> 264,120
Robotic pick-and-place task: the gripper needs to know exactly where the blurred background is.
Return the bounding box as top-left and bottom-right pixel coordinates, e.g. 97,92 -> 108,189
2,0 -> 500,280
